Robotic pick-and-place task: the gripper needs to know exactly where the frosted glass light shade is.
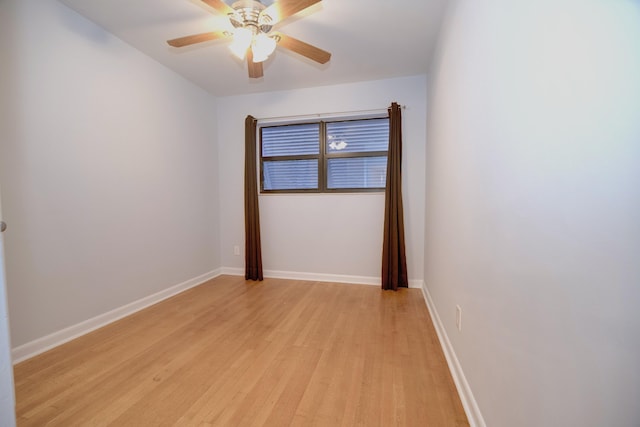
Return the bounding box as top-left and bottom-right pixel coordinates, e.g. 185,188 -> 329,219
252,33 -> 277,63
229,27 -> 253,59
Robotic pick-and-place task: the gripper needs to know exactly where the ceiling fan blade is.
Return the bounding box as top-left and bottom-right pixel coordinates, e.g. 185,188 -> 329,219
167,31 -> 228,47
200,0 -> 234,15
263,0 -> 321,24
247,49 -> 264,78
273,32 -> 331,64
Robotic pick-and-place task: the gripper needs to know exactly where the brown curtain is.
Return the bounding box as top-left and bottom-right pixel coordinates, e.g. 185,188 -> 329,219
381,102 -> 408,290
244,115 -> 263,281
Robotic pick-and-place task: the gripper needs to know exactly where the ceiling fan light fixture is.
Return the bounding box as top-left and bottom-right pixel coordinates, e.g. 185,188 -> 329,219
167,0 -> 330,78
252,33 -> 277,63
229,26 -> 253,59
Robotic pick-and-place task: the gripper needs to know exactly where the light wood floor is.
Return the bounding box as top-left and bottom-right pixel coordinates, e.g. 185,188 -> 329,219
14,275 -> 468,426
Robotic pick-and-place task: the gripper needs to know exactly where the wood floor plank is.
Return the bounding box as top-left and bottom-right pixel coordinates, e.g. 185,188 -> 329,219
14,275 -> 468,426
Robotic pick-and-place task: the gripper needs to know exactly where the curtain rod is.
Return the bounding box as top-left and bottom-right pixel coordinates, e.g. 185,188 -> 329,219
255,105 -> 406,123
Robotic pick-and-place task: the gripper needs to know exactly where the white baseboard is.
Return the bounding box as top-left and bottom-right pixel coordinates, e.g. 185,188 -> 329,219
220,267 -> 244,276
12,269 -> 222,364
420,283 -> 486,427
221,267 -> 422,289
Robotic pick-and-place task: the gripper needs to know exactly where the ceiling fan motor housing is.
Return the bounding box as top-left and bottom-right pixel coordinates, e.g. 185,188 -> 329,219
230,0 -> 273,34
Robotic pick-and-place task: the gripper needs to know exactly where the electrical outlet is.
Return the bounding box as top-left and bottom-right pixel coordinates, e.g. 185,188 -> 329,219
233,245 -> 240,256
455,305 -> 462,332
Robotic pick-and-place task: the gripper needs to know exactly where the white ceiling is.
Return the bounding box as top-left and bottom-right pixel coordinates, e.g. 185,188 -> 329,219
59,0 -> 448,96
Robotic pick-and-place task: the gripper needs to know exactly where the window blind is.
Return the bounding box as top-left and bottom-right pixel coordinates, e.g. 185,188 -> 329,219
260,117 -> 389,192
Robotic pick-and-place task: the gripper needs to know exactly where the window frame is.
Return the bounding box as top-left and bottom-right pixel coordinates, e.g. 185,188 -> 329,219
259,116 -> 389,194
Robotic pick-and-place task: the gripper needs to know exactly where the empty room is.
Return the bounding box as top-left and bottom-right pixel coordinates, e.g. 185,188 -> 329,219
0,0 -> 638,426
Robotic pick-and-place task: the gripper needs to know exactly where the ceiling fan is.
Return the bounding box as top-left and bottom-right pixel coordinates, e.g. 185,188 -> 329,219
167,0 -> 331,78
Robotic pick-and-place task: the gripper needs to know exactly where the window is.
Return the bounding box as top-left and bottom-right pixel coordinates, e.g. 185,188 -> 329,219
260,117 -> 389,193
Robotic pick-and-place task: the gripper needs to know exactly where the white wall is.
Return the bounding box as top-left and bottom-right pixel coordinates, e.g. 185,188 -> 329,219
426,1 -> 640,426
0,0 -> 220,348
218,76 -> 426,285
